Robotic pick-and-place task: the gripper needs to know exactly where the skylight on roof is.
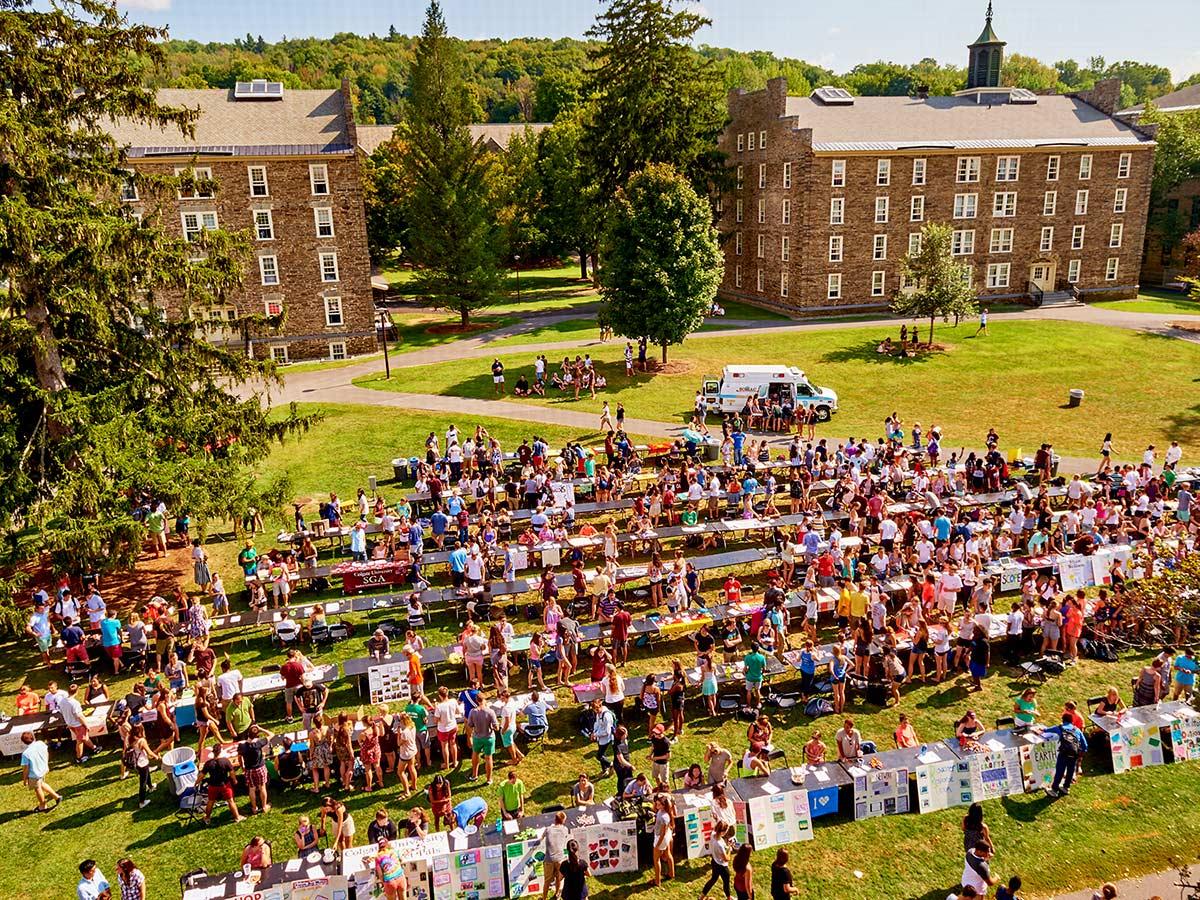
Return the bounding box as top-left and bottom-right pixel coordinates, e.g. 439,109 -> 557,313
812,86 -> 854,106
1009,88 -> 1038,104
234,80 -> 284,100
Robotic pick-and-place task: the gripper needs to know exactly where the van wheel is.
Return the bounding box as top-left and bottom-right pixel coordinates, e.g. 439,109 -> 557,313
815,406 -> 832,423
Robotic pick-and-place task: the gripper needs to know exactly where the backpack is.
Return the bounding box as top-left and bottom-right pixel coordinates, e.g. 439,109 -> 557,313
738,705 -> 758,722
122,744 -> 139,770
804,697 -> 835,718
1058,728 -> 1082,759
1038,656 -> 1066,675
1092,642 -> 1119,663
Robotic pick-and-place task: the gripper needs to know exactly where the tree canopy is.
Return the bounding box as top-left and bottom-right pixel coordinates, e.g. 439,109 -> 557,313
893,223 -> 978,346
599,164 -> 723,363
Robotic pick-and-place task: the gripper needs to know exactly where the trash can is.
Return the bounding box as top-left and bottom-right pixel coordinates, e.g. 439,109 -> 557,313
1068,389 -> 1085,408
703,442 -> 719,462
391,457 -> 406,482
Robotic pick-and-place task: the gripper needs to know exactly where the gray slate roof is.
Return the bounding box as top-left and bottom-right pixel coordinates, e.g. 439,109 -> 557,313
1118,83 -> 1200,117
355,122 -> 549,155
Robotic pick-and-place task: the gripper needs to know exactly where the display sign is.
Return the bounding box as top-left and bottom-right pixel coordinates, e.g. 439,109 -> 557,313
504,829 -> 547,899
915,759 -> 974,813
744,787 -> 814,849
1171,719 -> 1200,762
1018,735 -> 1059,791
1110,722 -> 1165,773
1057,555 -> 1093,592
574,819 -> 637,875
848,764 -> 910,819
367,661 -> 411,704
433,845 -> 506,900
680,797 -> 716,859
966,749 -> 1025,801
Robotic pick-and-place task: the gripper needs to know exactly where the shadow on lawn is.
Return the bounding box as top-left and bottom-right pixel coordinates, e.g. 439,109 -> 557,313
819,339 -> 939,367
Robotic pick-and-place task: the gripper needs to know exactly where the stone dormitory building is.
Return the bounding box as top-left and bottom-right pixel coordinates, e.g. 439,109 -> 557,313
716,5 -> 1157,314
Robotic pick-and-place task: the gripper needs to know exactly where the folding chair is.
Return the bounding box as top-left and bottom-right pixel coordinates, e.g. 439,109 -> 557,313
1017,660 -> 1045,683
994,716 -> 1015,730
1086,696 -> 1105,715
520,724 -> 547,752
669,767 -> 690,791
717,694 -> 741,714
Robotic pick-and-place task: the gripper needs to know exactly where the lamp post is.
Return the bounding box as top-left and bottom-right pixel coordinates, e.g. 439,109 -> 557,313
379,308 -> 391,380
514,254 -> 521,304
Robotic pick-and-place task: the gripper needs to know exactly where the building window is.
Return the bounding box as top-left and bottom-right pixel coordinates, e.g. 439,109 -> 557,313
989,228 -> 1013,253
324,295 -> 343,326
1117,152 -> 1131,179
120,173 -> 138,202
757,198 -> 765,224
780,271 -> 789,298
735,232 -> 743,255
269,344 -> 289,364
1072,224 -> 1086,250
828,235 -> 843,263
910,195 -> 925,222
756,234 -> 765,258
1109,223 -> 1123,248
309,163 -> 330,195
995,156 -> 1020,182
1105,257 -> 1119,281
956,156 -> 980,183
181,210 -> 218,241
908,232 -> 922,256
782,162 -> 792,189
758,163 -> 766,189
1039,226 -> 1054,253
781,199 -> 791,225
1046,156 -> 1060,181
734,265 -> 742,287
1075,189 -> 1089,215
1113,188 -> 1127,214
314,207 -> 335,237
263,296 -> 283,316
715,197 -> 723,214
736,166 -> 744,190
1043,191 -> 1057,216
258,255 -> 280,286
248,165 -> 269,197
871,270 -> 886,297
175,166 -> 213,199
1067,259 -> 1081,283
747,132 -> 756,151
735,199 -> 743,223
873,234 -> 887,261
253,209 -> 274,241
874,196 -> 889,224
877,159 -> 891,186
759,130 -> 766,149
737,133 -> 744,153
827,274 -> 842,300
756,268 -> 764,292
829,197 -> 845,225
986,262 -> 1010,289
831,160 -> 846,188
912,158 -> 926,186
993,192 -> 1017,217
951,229 -> 975,256
329,341 -> 347,361
780,236 -> 790,261
1078,155 -> 1092,180
953,193 -> 978,219
319,251 -> 339,282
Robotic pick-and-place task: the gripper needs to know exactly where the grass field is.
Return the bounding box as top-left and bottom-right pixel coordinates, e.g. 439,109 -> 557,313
1091,288 -> 1200,316
384,264 -> 602,317
354,319 -> 1200,458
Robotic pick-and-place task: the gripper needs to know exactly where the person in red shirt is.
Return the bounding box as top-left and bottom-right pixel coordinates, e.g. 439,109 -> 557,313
723,576 -> 742,604
816,551 -> 836,585
590,645 -> 609,683
1062,700 -> 1085,731
610,603 -> 633,666
279,648 -> 307,721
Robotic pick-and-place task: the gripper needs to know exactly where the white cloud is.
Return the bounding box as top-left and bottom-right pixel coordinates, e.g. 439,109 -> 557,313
827,26 -> 842,36
118,0 -> 172,10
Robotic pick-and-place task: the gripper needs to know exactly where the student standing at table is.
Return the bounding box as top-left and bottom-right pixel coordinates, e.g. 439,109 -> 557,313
651,794 -> 676,886
1044,713 -> 1088,798
1171,648 -> 1197,700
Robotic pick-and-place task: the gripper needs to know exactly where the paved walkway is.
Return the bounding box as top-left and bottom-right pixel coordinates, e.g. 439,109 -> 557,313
1052,867 -> 1192,899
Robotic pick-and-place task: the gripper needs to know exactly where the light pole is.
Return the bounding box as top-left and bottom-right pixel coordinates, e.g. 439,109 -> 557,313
379,308 -> 391,380
514,254 -> 521,304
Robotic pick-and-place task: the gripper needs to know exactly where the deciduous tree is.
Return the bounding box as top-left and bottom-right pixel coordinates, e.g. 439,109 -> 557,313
893,223 -> 978,346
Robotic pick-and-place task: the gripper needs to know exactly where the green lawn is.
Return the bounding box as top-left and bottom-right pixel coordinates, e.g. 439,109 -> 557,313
354,319 -> 1200,458
485,317 -> 601,348
384,264 -> 601,317
1092,288 -> 1200,316
714,299 -> 792,321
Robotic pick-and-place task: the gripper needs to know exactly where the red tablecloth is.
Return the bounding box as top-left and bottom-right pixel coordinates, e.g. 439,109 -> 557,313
331,560 -> 409,593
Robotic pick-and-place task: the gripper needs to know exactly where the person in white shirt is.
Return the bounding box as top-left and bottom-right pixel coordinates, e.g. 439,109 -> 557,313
915,538 -> 934,566
216,660 -> 244,707
1143,445 -> 1156,469
1165,441 -> 1183,470
58,683 -> 97,763
936,568 -> 963,615
543,811 -> 572,899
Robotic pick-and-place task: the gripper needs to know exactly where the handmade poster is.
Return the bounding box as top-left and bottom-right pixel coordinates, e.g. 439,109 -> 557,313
849,765 -> 910,819
231,887 -> 288,900
1090,554 -> 1114,586
512,548 -> 530,572
575,819 -> 637,875
680,794 -> 716,859
367,661 -> 411,704
289,876 -> 350,900
541,546 -> 562,568
1019,734 -> 1059,791
745,788 -> 814,849
997,565 -> 1023,594
915,759 -> 974,813
731,800 -> 751,846
437,845 -> 506,900
967,749 -> 1025,800
343,834 -> 449,900
1056,555 -> 1092,592
504,829 -> 547,898
1171,719 -> 1200,762
550,482 -> 575,510
1109,723 -> 1165,774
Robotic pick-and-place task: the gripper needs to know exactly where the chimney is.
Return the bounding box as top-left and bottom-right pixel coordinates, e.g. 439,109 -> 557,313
339,76 -> 359,150
916,84 -> 930,100
1075,77 -> 1122,117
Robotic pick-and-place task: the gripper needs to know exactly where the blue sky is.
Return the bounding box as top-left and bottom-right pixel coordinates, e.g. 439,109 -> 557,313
116,0 -> 1199,81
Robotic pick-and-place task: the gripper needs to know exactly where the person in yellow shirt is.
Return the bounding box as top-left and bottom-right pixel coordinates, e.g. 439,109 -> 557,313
836,580 -> 852,629
848,582 -> 869,622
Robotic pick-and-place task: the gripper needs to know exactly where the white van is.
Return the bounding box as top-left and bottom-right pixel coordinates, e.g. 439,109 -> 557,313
700,365 -> 839,421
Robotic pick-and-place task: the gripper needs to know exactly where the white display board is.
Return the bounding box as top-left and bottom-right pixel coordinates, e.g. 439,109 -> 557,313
1019,734 -> 1060,791
433,844 -> 507,900
966,748 -> 1025,801
367,661 -> 411,705
679,792 -> 716,859
847,764 -> 910,819
504,829 -> 547,899
1110,721 -> 1166,773
915,759 -> 974,813
574,819 -> 638,875
744,786 -> 814,849
343,833 -> 449,900
1171,719 -> 1200,762
1057,554 -> 1093,592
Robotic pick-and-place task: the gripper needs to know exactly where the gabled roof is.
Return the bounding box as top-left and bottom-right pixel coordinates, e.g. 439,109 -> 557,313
355,122 -> 550,156
781,93 -> 1154,152
107,88 -> 353,157
1118,83 -> 1200,117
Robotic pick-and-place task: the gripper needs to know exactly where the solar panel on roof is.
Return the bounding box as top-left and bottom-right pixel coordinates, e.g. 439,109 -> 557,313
1009,88 -> 1038,104
812,86 -> 855,106
234,80 -> 284,100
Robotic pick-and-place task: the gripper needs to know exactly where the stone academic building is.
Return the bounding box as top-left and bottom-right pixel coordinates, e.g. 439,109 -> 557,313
716,6 -> 1157,314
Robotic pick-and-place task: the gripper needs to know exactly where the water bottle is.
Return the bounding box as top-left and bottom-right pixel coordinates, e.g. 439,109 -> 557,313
920,744 -> 928,757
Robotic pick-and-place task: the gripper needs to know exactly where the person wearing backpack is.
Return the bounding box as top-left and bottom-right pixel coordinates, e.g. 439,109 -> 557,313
1043,713 -> 1088,797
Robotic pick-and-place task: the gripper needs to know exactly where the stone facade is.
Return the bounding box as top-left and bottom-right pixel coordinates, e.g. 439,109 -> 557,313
716,75 -> 1155,315
1141,178 -> 1200,286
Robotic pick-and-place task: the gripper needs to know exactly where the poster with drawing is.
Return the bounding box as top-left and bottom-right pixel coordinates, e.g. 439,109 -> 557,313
1056,555 -> 1092,592
343,834 -> 448,900
550,482 -> 575,510
504,830 -> 547,899
367,661 -> 411,704
680,794 -> 715,859
915,759 -> 974,813
1018,734 -> 1059,791
966,749 -> 1025,801
288,876 -> 351,900
1171,719 -> 1200,762
1109,723 -> 1165,774
574,820 -> 637,875
434,844 -> 507,900
848,765 -> 910,820
731,800 -> 750,847
745,788 -> 813,849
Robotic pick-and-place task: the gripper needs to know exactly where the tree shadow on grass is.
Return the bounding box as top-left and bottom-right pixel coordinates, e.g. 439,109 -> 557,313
819,339 -> 939,367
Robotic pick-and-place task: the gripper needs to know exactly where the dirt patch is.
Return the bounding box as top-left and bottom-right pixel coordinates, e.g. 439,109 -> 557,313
12,544 -> 190,615
424,320 -> 504,336
640,359 -> 696,376
880,342 -> 953,357
1169,321 -> 1200,334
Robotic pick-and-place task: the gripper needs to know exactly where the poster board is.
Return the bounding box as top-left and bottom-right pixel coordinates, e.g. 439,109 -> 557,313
915,759 -> 974,813
997,565 -> 1023,594
512,548 -> 530,572
966,748 -> 1025,801
574,819 -> 638,875
230,887 -> 288,900
744,787 -> 814,849
731,800 -> 750,847
1056,555 -> 1093,592
679,794 -> 716,859
343,834 -> 449,900
504,829 -> 547,899
1110,723 -> 1165,774
367,661 -> 411,704
1019,734 -> 1060,791
434,844 -> 506,900
289,876 -> 351,900
848,764 -> 910,819
550,482 -> 575,510
1171,719 -> 1200,762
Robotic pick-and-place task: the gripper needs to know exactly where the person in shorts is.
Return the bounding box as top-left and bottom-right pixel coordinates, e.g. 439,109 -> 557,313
467,702 -> 498,785
21,732 -> 62,812
491,358 -> 505,396
202,753 -> 244,824
238,723 -> 275,815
